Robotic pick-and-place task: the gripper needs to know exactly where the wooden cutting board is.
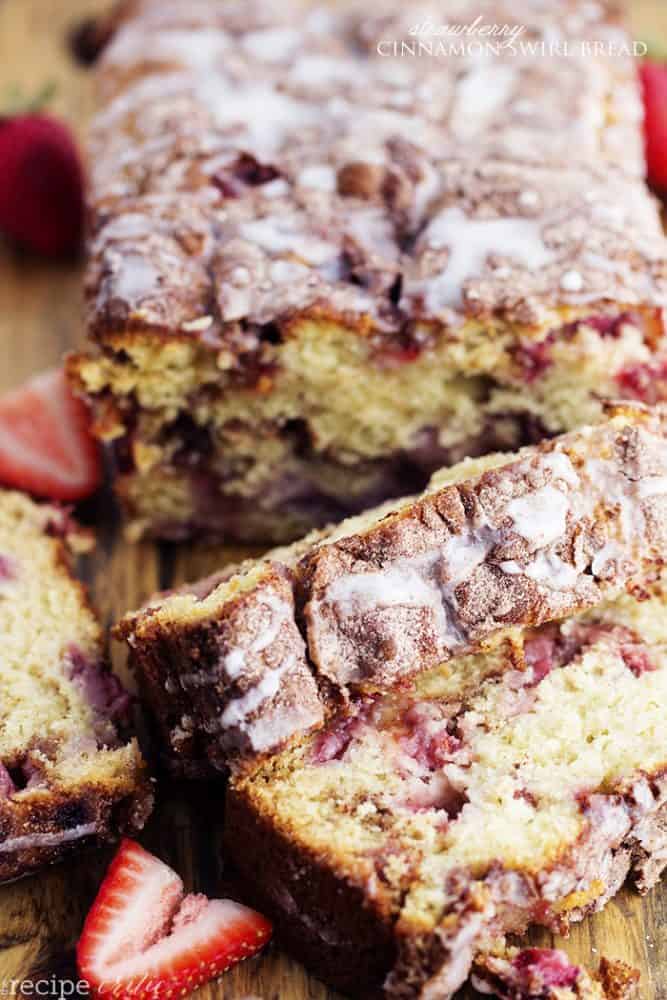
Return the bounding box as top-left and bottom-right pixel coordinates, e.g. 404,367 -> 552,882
0,1 -> 665,997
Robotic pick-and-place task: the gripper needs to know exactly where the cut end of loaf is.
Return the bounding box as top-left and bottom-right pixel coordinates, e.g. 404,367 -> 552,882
0,488 -> 151,881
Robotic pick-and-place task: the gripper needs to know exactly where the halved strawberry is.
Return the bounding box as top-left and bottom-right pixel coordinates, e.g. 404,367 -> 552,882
0,367 -> 101,501
77,839 -> 273,999
640,59 -> 667,193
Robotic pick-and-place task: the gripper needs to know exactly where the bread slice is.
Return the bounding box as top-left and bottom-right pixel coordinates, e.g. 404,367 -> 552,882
0,489 -> 151,882
226,583 -> 667,998
118,403 -> 667,772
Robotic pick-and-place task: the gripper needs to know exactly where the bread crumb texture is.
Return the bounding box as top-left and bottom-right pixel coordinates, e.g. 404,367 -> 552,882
236,585 -> 667,925
0,490 -> 142,797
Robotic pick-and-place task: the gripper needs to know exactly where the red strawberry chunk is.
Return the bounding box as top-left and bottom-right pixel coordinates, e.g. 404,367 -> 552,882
311,697 -> 379,764
0,367 -> 101,502
515,311 -> 656,388
523,630 -> 559,685
563,622 -> 658,678
399,703 -> 461,770
512,947 -> 580,990
312,717 -> 358,763
64,645 -> 131,723
514,337 -> 554,383
0,554 -> 16,581
77,839 -> 272,999
312,707 -> 374,763
619,642 -> 657,678
616,358 -> 667,405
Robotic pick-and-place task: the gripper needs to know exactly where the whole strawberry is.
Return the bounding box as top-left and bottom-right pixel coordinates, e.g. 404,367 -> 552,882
640,59 -> 667,194
0,109 -> 85,257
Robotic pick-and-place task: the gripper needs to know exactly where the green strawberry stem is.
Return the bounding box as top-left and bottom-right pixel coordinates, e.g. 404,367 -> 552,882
642,40 -> 667,63
1,81 -> 57,119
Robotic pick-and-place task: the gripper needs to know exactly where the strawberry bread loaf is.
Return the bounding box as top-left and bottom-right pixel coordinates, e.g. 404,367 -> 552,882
118,403 -> 667,774
0,489 -> 151,881
70,0 -> 667,543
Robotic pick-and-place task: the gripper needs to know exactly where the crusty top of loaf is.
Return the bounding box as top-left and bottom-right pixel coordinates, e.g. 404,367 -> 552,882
84,0 -> 663,350
119,403 -> 667,767
301,403 -> 667,688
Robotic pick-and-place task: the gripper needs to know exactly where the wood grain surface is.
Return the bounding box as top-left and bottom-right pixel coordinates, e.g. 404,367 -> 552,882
0,1 -> 665,998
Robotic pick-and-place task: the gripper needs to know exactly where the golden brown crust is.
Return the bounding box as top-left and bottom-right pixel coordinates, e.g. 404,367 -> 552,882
225,774 -> 664,999
224,782 -> 395,999
595,958 -> 641,1000
0,757 -> 153,884
84,1 -> 657,345
120,563 -> 324,771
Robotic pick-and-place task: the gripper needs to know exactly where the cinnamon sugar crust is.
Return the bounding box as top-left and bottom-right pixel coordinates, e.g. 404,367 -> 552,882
401,160 -> 667,330
301,403 -> 667,692
85,160 -> 667,343
123,563 -> 324,772
82,0 -> 654,342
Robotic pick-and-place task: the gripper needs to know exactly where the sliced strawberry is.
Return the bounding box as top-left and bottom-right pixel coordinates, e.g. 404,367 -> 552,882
0,367 -> 101,502
77,839 -> 272,999
640,60 -> 667,193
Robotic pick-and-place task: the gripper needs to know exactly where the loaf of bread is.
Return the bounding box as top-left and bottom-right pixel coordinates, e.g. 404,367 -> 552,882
70,0 -> 667,543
